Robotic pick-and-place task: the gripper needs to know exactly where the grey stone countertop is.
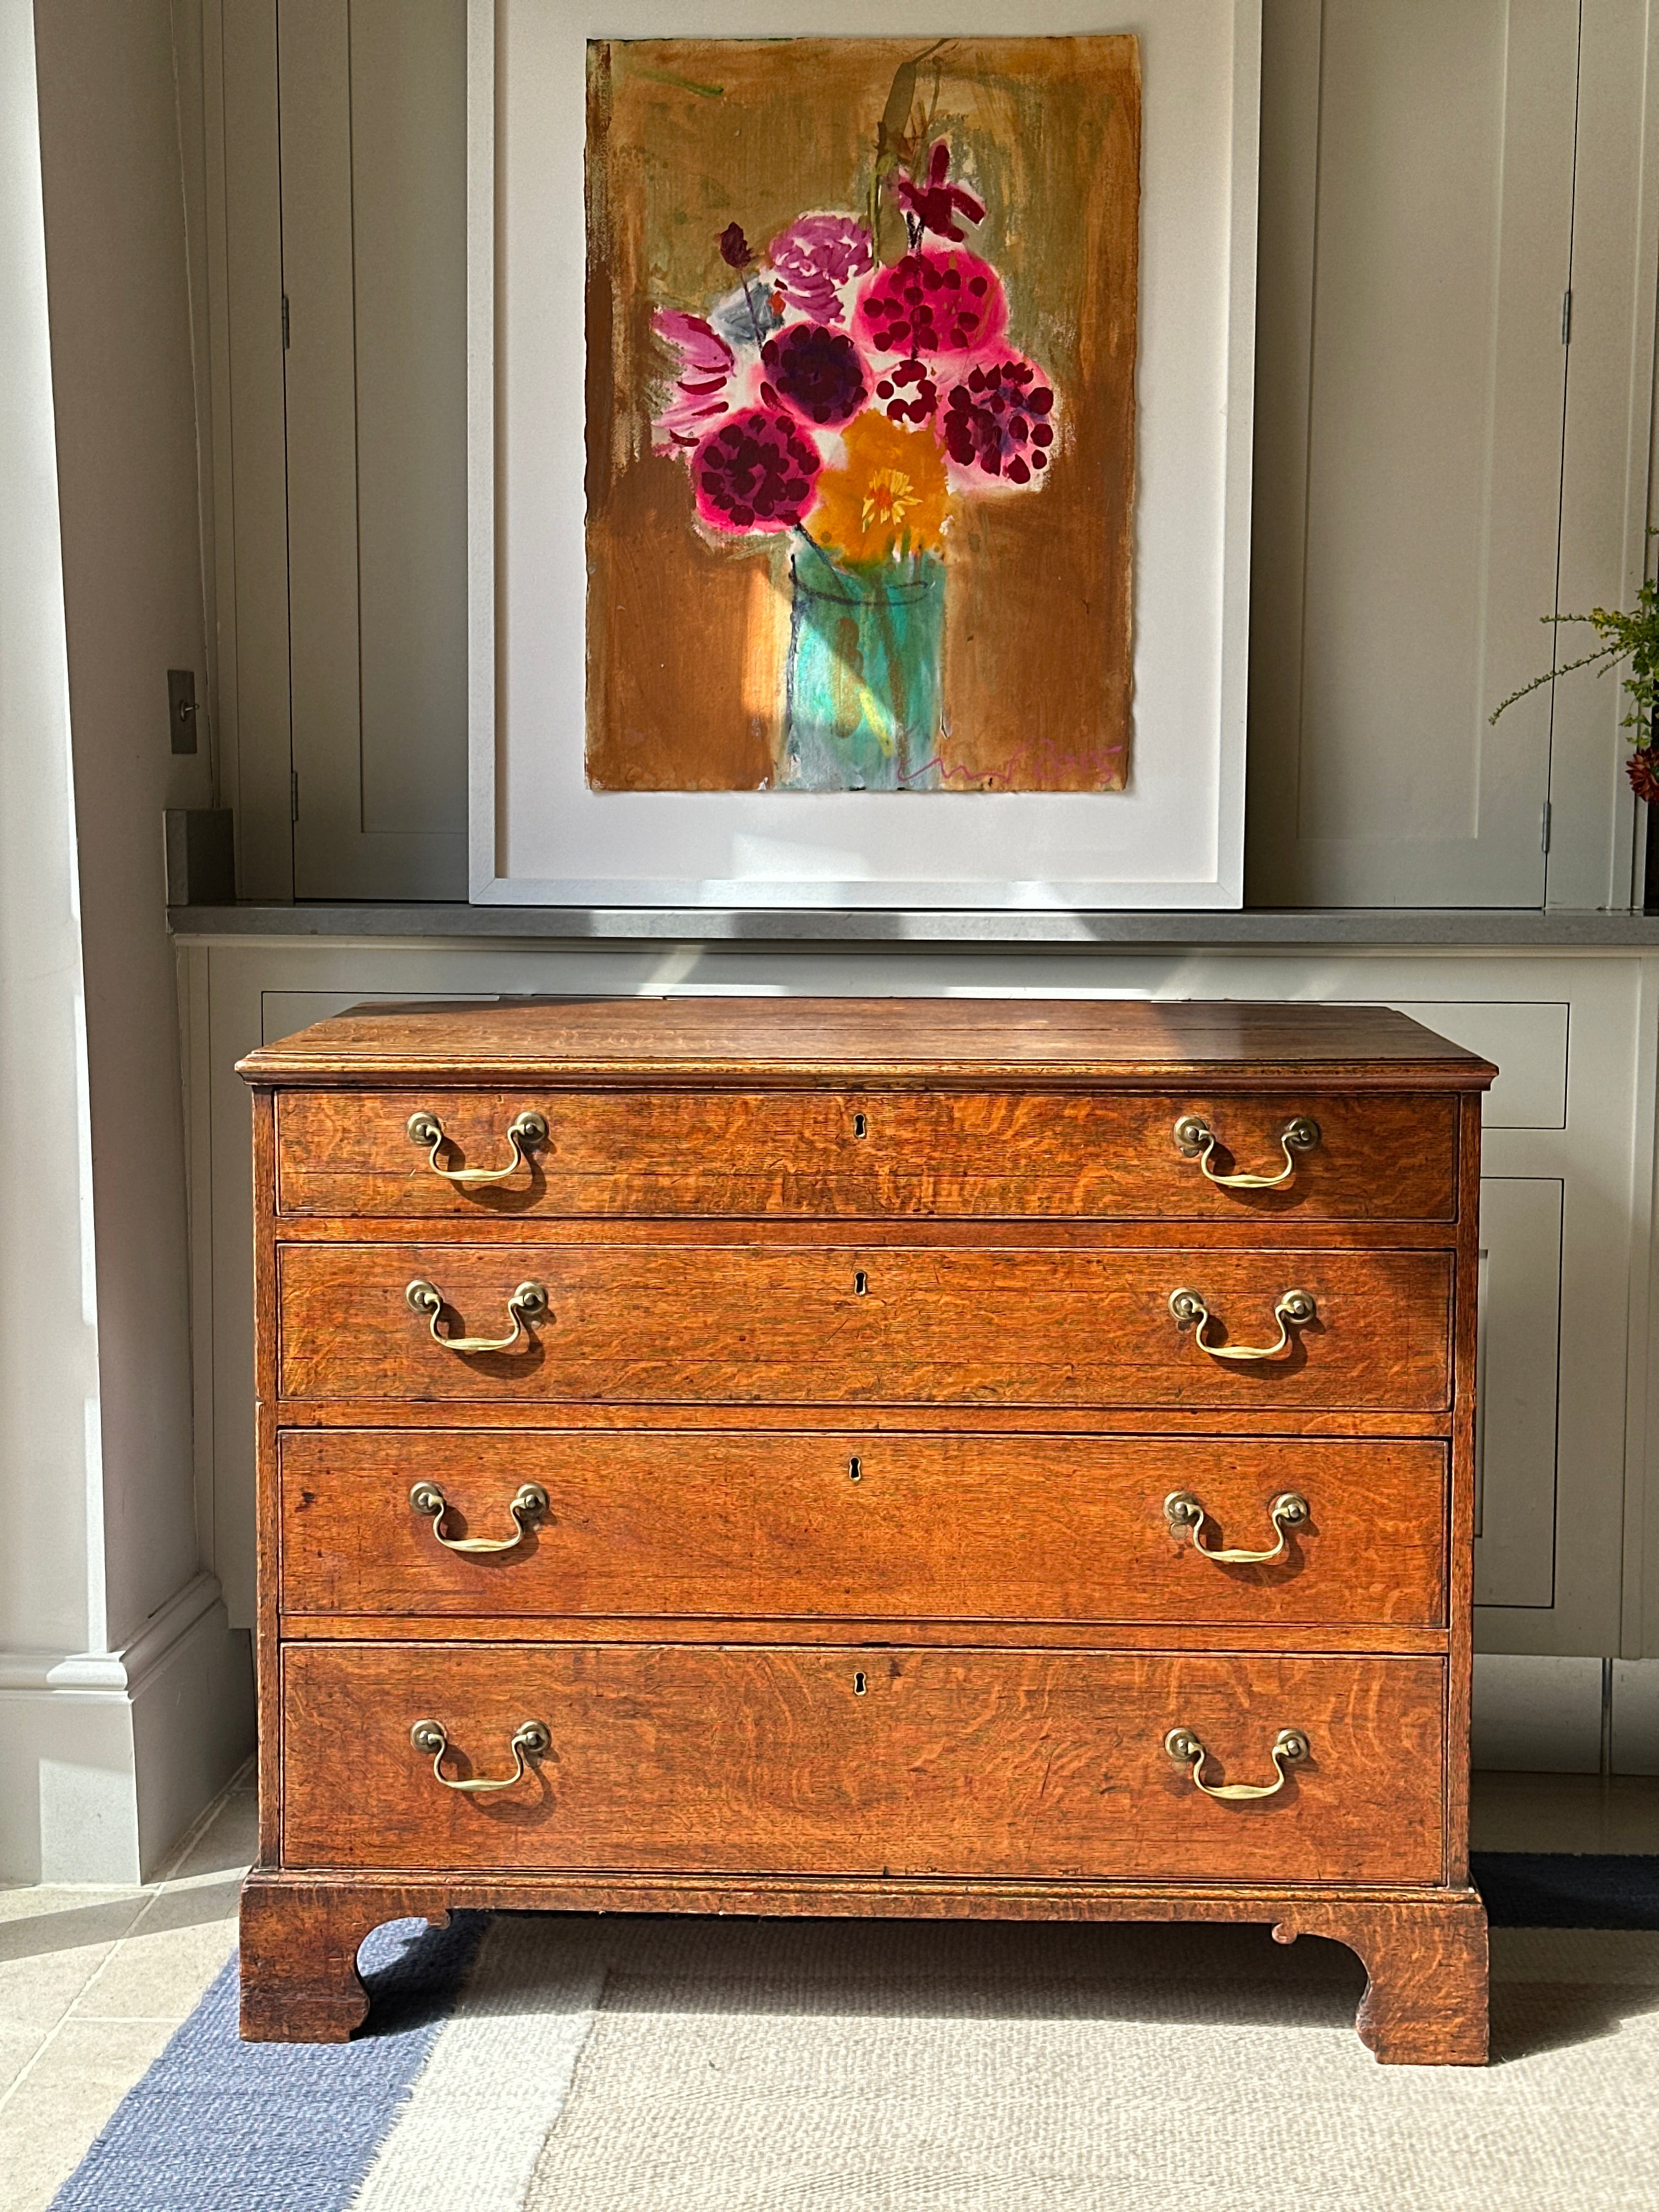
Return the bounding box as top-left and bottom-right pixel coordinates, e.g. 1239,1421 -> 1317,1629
167,903 -> 1659,949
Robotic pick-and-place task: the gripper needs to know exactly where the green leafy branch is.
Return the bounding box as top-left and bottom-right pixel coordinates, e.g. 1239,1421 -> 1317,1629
1490,552 -> 1659,799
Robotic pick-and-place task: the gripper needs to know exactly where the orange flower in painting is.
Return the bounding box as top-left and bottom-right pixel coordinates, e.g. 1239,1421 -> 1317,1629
810,411 -> 949,568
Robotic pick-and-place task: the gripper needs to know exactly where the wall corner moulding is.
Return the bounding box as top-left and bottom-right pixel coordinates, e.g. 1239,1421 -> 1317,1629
468,0 -> 1261,910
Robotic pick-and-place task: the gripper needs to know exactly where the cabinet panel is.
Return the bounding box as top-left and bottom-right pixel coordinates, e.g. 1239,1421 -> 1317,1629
1472,1178 -> 1563,1609
276,0 -> 467,896
1381,1002 -> 1567,1132
1249,0 -> 1578,905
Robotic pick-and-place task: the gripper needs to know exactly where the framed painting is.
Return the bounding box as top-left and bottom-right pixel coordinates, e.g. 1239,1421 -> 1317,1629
470,0 -> 1260,907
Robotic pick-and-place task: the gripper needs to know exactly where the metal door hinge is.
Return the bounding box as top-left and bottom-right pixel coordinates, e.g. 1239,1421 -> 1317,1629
167,668 -> 199,755
281,293 -> 290,349
290,769 -> 300,823
1541,798 -> 1553,854
1561,289 -> 1573,346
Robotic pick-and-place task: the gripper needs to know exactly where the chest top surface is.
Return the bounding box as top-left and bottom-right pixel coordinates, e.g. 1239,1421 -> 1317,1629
238,996 -> 1496,1091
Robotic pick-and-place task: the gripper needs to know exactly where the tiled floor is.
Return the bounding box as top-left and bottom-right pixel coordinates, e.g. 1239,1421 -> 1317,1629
0,1765 -> 254,2212
0,1768 -> 1651,2212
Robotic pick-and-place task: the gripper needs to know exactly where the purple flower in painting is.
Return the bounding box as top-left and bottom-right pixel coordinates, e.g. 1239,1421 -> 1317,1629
718,222 -> 754,269
691,408 -> 821,532
940,353 -> 1056,487
854,248 -> 1008,359
871,356 -> 939,429
768,212 -> 875,323
891,141 -> 985,244
652,309 -> 737,453
760,323 -> 867,428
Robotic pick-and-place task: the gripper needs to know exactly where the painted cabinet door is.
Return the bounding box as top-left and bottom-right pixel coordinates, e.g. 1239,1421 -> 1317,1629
275,0 -> 469,897
1249,0 -> 1578,907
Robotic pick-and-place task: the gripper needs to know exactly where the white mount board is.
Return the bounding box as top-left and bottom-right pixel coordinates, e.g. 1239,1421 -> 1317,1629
470,0 -> 1260,907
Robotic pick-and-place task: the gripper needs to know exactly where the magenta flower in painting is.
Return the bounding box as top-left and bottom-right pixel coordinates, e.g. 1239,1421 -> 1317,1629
652,309 -> 737,452
691,408 -> 821,532
940,353 -> 1056,487
768,212 -> 874,323
854,248 -> 1008,359
891,141 -> 985,244
760,322 -> 867,427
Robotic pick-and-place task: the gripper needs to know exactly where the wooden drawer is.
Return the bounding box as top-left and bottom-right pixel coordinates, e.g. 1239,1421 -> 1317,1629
275,1087 -> 1458,1222
279,1643 -> 1446,1883
278,1430 -> 1448,1628
276,1243 -> 1454,1412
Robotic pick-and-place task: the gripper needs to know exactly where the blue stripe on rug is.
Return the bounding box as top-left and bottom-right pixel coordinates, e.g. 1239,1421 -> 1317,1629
48,1912 -> 487,2212
1471,1853 -> 1659,1929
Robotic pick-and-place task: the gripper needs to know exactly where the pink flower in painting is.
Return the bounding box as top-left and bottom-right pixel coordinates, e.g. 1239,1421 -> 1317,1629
854,249 -> 1008,359
691,408 -> 821,532
768,212 -> 875,323
760,322 -> 867,427
891,141 -> 985,244
652,309 -> 737,453
940,352 -> 1056,487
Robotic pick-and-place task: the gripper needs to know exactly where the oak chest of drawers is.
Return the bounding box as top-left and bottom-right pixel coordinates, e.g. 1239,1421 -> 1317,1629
238,996 -> 1494,2063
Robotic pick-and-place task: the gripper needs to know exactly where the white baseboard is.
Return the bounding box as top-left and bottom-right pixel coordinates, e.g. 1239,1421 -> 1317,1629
0,1572 -> 255,1882
1472,1656 -> 1604,1772
1612,1660 -> 1659,1775
1473,1653 -> 1659,1775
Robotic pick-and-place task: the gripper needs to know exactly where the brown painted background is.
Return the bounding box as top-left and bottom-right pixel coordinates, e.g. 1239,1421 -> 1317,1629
585,37 -> 1139,792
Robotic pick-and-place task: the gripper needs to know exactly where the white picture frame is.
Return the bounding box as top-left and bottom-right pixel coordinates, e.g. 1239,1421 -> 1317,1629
469,0 -> 1261,909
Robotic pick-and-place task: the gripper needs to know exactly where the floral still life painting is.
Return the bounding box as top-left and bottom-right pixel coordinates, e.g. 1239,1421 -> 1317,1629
585,36 -> 1140,793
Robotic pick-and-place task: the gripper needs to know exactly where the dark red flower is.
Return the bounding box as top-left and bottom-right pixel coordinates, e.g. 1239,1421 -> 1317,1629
1629,747 -> 1659,803
691,408 -> 821,533
872,357 -> 939,428
854,249 -> 1007,359
941,355 -> 1056,486
891,141 -> 985,243
760,322 -> 867,427
718,222 -> 754,269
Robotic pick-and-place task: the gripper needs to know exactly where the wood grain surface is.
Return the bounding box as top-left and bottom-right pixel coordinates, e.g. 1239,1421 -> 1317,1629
276,1086 -> 1458,1222
279,1642 -> 1446,1884
239,996 -> 1498,1089
278,1429 -> 1448,1628
276,1242 -> 1453,1411
241,995 -> 1488,2062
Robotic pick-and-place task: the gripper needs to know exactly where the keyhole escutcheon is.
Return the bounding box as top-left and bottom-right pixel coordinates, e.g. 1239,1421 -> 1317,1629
853,1269 -> 869,1296
849,1455 -> 862,1482
853,1671 -> 867,1695
852,1111 -> 869,1138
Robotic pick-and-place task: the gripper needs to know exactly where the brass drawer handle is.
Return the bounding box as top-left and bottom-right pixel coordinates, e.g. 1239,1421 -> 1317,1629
1168,1286 -> 1316,1363
1172,1113 -> 1320,1190
409,1480 -> 548,1554
405,1278 -> 548,1354
1165,1726 -> 1308,1801
407,1109 -> 547,1186
1164,1489 -> 1308,1564
410,1718 -> 550,1795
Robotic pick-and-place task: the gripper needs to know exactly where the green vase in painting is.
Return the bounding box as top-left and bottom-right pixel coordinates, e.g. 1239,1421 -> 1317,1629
779,538 -> 944,791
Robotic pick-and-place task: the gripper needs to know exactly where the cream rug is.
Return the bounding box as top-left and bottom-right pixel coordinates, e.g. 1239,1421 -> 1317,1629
53,1908 -> 1659,2211
487,1915 -> 1658,2212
